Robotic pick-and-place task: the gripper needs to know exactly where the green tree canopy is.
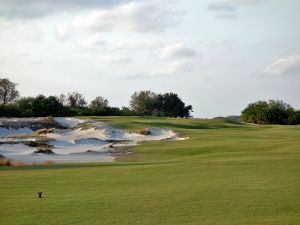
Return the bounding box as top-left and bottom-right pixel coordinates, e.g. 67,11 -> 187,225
67,92 -> 87,108
16,95 -> 63,117
130,90 -> 193,118
130,90 -> 156,116
89,96 -> 109,109
241,100 -> 300,125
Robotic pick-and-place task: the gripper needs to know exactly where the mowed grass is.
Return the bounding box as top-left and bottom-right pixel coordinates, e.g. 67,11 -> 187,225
0,117 -> 300,225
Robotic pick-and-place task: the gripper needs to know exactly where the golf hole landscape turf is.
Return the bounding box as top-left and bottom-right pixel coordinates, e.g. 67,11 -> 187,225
1,117 -> 299,225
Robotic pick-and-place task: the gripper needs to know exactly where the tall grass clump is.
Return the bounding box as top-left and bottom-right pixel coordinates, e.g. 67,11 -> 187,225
0,159 -> 12,166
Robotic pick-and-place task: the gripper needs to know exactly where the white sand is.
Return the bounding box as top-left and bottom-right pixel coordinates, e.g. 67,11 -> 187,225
0,144 -> 114,163
53,117 -> 84,128
0,127 -> 34,138
0,117 -> 186,164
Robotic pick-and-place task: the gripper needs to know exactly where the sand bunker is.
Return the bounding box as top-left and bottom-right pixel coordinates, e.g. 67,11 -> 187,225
0,117 -> 185,164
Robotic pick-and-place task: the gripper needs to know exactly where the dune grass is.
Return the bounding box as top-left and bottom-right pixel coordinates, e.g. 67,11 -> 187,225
0,117 -> 299,225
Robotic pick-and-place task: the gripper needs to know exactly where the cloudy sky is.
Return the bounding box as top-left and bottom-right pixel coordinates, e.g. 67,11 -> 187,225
0,0 -> 299,117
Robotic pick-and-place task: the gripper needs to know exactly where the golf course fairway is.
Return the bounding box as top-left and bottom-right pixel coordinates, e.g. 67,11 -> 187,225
1,117 -> 299,225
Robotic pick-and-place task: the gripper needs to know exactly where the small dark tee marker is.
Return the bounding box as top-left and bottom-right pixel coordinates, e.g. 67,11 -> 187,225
38,192 -> 43,198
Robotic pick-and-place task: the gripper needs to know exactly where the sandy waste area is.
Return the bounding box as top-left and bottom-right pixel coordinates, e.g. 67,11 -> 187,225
0,117 -> 186,164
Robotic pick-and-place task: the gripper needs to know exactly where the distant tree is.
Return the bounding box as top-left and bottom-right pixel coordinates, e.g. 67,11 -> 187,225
241,101 -> 269,124
16,95 -> 63,117
120,106 -> 135,116
130,90 -> 156,115
288,110 -> 300,125
267,100 -> 291,124
241,100 -> 299,125
152,94 -> 165,116
0,103 -> 21,117
67,92 -> 87,108
32,95 -> 63,116
130,90 -> 193,118
0,78 -> 20,104
159,93 -> 192,118
58,93 -> 67,106
89,96 -> 109,109
16,97 -> 35,117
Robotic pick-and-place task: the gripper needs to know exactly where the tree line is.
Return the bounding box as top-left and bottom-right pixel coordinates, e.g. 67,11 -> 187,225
0,78 -> 193,118
241,100 -> 300,125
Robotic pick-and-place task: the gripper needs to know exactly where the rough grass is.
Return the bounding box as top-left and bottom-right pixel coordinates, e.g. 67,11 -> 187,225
0,158 -> 11,166
0,116 -> 299,225
32,128 -> 55,135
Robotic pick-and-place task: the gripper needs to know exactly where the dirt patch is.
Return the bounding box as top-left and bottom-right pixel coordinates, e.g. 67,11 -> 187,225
114,146 -> 136,162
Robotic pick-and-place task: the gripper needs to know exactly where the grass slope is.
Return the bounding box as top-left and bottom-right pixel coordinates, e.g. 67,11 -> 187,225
1,117 -> 300,225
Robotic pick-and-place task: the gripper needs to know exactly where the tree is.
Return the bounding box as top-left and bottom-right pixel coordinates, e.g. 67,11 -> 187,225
152,94 -> 165,116
89,96 -> 109,109
16,95 -> 63,117
120,106 -> 135,116
0,78 -> 20,104
241,101 -> 269,124
58,93 -> 67,106
129,90 -> 193,118
32,95 -> 63,116
241,100 -> 299,125
16,97 -> 35,117
130,90 -> 156,115
67,92 -> 87,108
158,92 -> 192,118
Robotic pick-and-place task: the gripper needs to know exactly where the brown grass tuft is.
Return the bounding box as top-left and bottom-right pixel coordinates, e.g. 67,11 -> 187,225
0,159 -> 12,166
11,160 -> 23,167
43,160 -> 54,165
32,128 -> 55,135
136,129 -> 151,135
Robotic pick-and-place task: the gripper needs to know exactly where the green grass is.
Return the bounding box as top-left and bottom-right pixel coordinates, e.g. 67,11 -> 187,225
1,117 -> 300,225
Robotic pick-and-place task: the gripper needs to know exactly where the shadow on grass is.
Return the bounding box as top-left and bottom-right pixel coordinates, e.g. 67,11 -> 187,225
131,121 -> 241,130
0,160 -> 188,171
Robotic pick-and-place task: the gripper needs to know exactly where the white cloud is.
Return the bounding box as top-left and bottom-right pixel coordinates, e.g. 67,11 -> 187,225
152,60 -> 190,76
80,34 -> 106,48
209,39 -> 235,49
56,1 -> 182,38
208,0 -> 261,18
0,0 -> 130,19
103,55 -> 132,64
111,40 -> 164,51
230,0 -> 261,6
159,43 -> 197,60
0,19 -> 43,43
263,55 -> 300,76
146,43 -> 199,77
208,1 -> 236,18
125,60 -> 190,79
56,23 -> 71,40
